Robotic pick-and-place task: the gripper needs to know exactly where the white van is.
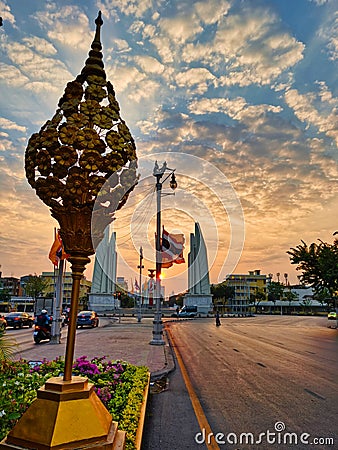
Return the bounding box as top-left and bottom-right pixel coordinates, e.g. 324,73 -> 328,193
178,305 -> 198,318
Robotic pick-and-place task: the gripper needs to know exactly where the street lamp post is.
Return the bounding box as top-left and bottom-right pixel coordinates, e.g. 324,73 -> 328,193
137,246 -> 144,322
150,161 -> 177,345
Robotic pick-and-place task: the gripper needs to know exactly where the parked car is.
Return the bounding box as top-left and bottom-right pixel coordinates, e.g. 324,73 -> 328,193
327,311 -> 337,320
0,315 -> 6,331
76,311 -> 99,328
5,312 -> 34,329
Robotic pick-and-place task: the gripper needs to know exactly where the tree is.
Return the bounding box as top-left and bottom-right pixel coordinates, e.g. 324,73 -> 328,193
0,289 -> 11,303
282,289 -> 298,314
287,236 -> 338,309
211,282 -> 235,300
267,281 -> 284,313
250,287 -> 266,314
211,282 -> 235,311
24,275 -> 49,308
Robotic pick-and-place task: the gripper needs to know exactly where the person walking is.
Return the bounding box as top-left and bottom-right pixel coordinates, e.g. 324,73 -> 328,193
215,310 -> 221,327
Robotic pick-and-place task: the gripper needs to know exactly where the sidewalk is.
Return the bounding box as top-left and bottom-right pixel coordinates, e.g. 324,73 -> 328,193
13,317 -> 174,379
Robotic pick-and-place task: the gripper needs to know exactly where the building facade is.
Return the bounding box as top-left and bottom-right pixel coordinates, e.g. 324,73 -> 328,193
225,269 -> 267,315
40,271 -> 92,310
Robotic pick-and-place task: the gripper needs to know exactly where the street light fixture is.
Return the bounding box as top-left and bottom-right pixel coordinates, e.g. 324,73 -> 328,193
150,161 -> 177,345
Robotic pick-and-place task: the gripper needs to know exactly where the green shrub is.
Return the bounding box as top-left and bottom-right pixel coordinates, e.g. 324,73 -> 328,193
0,356 -> 149,450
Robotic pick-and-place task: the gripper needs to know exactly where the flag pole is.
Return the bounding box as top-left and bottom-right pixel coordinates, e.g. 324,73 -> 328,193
50,229 -> 63,344
137,246 -> 144,323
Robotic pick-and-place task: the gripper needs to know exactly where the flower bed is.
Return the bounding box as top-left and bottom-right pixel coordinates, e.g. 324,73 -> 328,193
0,356 -> 149,450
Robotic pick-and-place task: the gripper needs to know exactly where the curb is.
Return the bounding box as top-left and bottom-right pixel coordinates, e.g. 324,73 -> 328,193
135,372 -> 150,450
149,328 -> 176,381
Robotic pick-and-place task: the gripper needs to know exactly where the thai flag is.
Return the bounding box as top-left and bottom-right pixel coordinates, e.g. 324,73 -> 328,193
161,227 -> 185,268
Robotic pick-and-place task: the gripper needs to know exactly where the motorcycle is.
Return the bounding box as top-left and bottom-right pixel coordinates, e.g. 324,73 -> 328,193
33,325 -> 51,344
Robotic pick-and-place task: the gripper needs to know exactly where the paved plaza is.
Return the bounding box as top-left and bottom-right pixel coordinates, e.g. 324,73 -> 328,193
13,317 -> 173,379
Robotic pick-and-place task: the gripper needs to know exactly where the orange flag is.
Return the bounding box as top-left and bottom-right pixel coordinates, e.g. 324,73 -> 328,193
49,230 -> 68,266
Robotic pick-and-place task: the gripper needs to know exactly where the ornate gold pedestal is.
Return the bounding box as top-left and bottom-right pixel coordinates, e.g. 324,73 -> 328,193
0,377 -> 125,450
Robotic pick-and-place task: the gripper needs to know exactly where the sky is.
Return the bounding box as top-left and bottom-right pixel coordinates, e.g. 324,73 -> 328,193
0,0 -> 337,295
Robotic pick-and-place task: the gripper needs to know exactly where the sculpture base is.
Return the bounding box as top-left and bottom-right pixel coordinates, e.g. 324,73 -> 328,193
183,293 -> 213,316
88,293 -> 120,313
0,377 -> 125,450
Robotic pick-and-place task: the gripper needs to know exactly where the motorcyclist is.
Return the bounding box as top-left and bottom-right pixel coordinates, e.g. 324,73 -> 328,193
36,309 -> 51,332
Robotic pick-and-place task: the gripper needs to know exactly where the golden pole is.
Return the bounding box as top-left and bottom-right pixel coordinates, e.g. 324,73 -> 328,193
63,255 -> 90,381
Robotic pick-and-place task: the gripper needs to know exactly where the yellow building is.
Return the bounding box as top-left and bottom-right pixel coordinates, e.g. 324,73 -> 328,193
41,271 -> 92,310
225,270 -> 267,315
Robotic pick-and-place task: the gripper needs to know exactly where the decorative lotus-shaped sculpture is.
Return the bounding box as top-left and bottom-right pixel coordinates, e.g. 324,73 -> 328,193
25,11 -> 138,257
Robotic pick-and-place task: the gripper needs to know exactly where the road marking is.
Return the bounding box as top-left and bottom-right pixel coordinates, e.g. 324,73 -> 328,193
166,325 -> 220,450
304,388 -> 326,400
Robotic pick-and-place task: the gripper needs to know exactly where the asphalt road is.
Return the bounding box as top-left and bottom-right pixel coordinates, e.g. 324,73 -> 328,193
5,315 -> 337,449
164,316 -> 337,450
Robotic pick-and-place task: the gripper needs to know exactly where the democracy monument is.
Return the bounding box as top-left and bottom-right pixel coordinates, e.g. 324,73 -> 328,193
184,222 -> 213,315
88,225 -> 119,312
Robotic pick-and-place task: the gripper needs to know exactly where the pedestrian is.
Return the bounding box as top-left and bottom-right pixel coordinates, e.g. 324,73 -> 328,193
215,311 -> 221,327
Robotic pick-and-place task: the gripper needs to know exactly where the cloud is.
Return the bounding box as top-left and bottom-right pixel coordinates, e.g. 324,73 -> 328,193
309,0 -> 328,5
188,97 -> 282,130
111,38 -> 131,53
194,0 -> 231,25
175,68 -> 216,94
0,176 -> 57,276
134,55 -> 165,74
0,0 -> 15,25
0,63 -> 29,87
1,38 -> 73,94
136,104 -> 338,235
0,117 -> 26,133
34,4 -> 92,52
22,36 -> 57,56
97,0 -> 154,19
182,7 -> 304,86
284,83 -> 338,145
159,15 -> 203,44
318,10 -> 338,60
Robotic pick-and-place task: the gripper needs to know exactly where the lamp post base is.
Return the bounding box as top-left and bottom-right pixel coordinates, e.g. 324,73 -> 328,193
0,377 -> 125,450
150,312 -> 165,345
150,339 -> 165,346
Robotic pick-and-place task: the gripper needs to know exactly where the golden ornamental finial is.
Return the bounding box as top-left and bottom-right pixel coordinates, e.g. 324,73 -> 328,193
95,11 -> 103,28
24,12 -> 138,256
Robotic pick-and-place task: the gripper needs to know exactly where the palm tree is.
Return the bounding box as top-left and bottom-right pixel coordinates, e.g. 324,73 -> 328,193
284,273 -> 288,286
0,329 -> 17,361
